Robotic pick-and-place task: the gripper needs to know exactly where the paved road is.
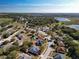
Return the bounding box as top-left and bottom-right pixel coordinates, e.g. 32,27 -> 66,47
3,40 -> 17,51
40,41 -> 53,59
0,29 -> 23,45
41,48 -> 52,59
4,29 -> 23,41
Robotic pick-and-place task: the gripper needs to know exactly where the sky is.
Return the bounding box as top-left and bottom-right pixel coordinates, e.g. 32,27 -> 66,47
0,0 -> 79,13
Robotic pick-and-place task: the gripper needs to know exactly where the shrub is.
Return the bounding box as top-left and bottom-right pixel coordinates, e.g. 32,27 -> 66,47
20,41 -> 32,53
62,27 -> 76,34
0,48 -> 4,55
9,45 -> 20,52
0,55 -> 7,59
12,41 -> 19,46
6,50 -> 18,59
2,40 -> 10,45
2,33 -> 9,38
23,41 -> 32,47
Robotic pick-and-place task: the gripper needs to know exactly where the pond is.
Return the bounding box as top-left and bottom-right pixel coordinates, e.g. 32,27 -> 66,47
55,17 -> 79,30
68,25 -> 79,30
55,17 -> 70,21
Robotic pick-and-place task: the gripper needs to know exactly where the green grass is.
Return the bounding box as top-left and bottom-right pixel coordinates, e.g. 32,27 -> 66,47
0,18 -> 13,23
0,18 -> 14,26
65,56 -> 71,59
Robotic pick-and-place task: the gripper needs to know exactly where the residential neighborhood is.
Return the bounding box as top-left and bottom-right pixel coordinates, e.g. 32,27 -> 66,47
0,15 -> 78,59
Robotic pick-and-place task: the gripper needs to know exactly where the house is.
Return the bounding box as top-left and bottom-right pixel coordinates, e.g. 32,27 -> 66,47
35,39 -> 43,46
42,26 -> 49,32
44,35 -> 52,41
37,34 -> 44,40
37,31 -> 48,36
57,40 -> 65,47
18,53 -> 32,59
37,31 -> 48,39
16,34 -> 24,40
16,33 -> 24,46
28,45 -> 41,55
56,46 -> 65,54
54,53 -> 65,59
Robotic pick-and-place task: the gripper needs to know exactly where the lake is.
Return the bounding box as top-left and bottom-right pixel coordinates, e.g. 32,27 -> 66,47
55,17 -> 79,30
55,17 -> 70,21
68,25 -> 79,30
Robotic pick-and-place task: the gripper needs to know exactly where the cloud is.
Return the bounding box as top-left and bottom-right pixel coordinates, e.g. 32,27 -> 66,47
0,0 -> 79,13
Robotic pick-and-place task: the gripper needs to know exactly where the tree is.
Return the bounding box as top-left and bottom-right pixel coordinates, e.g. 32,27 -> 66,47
6,50 -> 19,59
0,48 -> 4,55
20,41 -> 32,53
76,48 -> 79,58
2,40 -> 10,45
0,55 -> 7,59
2,32 -> 9,38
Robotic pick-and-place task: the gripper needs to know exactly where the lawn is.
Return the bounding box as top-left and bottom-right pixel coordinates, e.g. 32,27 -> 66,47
0,18 -> 14,26
0,18 -> 13,22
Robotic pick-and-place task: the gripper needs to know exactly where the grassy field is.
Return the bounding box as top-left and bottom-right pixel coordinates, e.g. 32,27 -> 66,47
63,18 -> 79,25
0,18 -> 13,25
